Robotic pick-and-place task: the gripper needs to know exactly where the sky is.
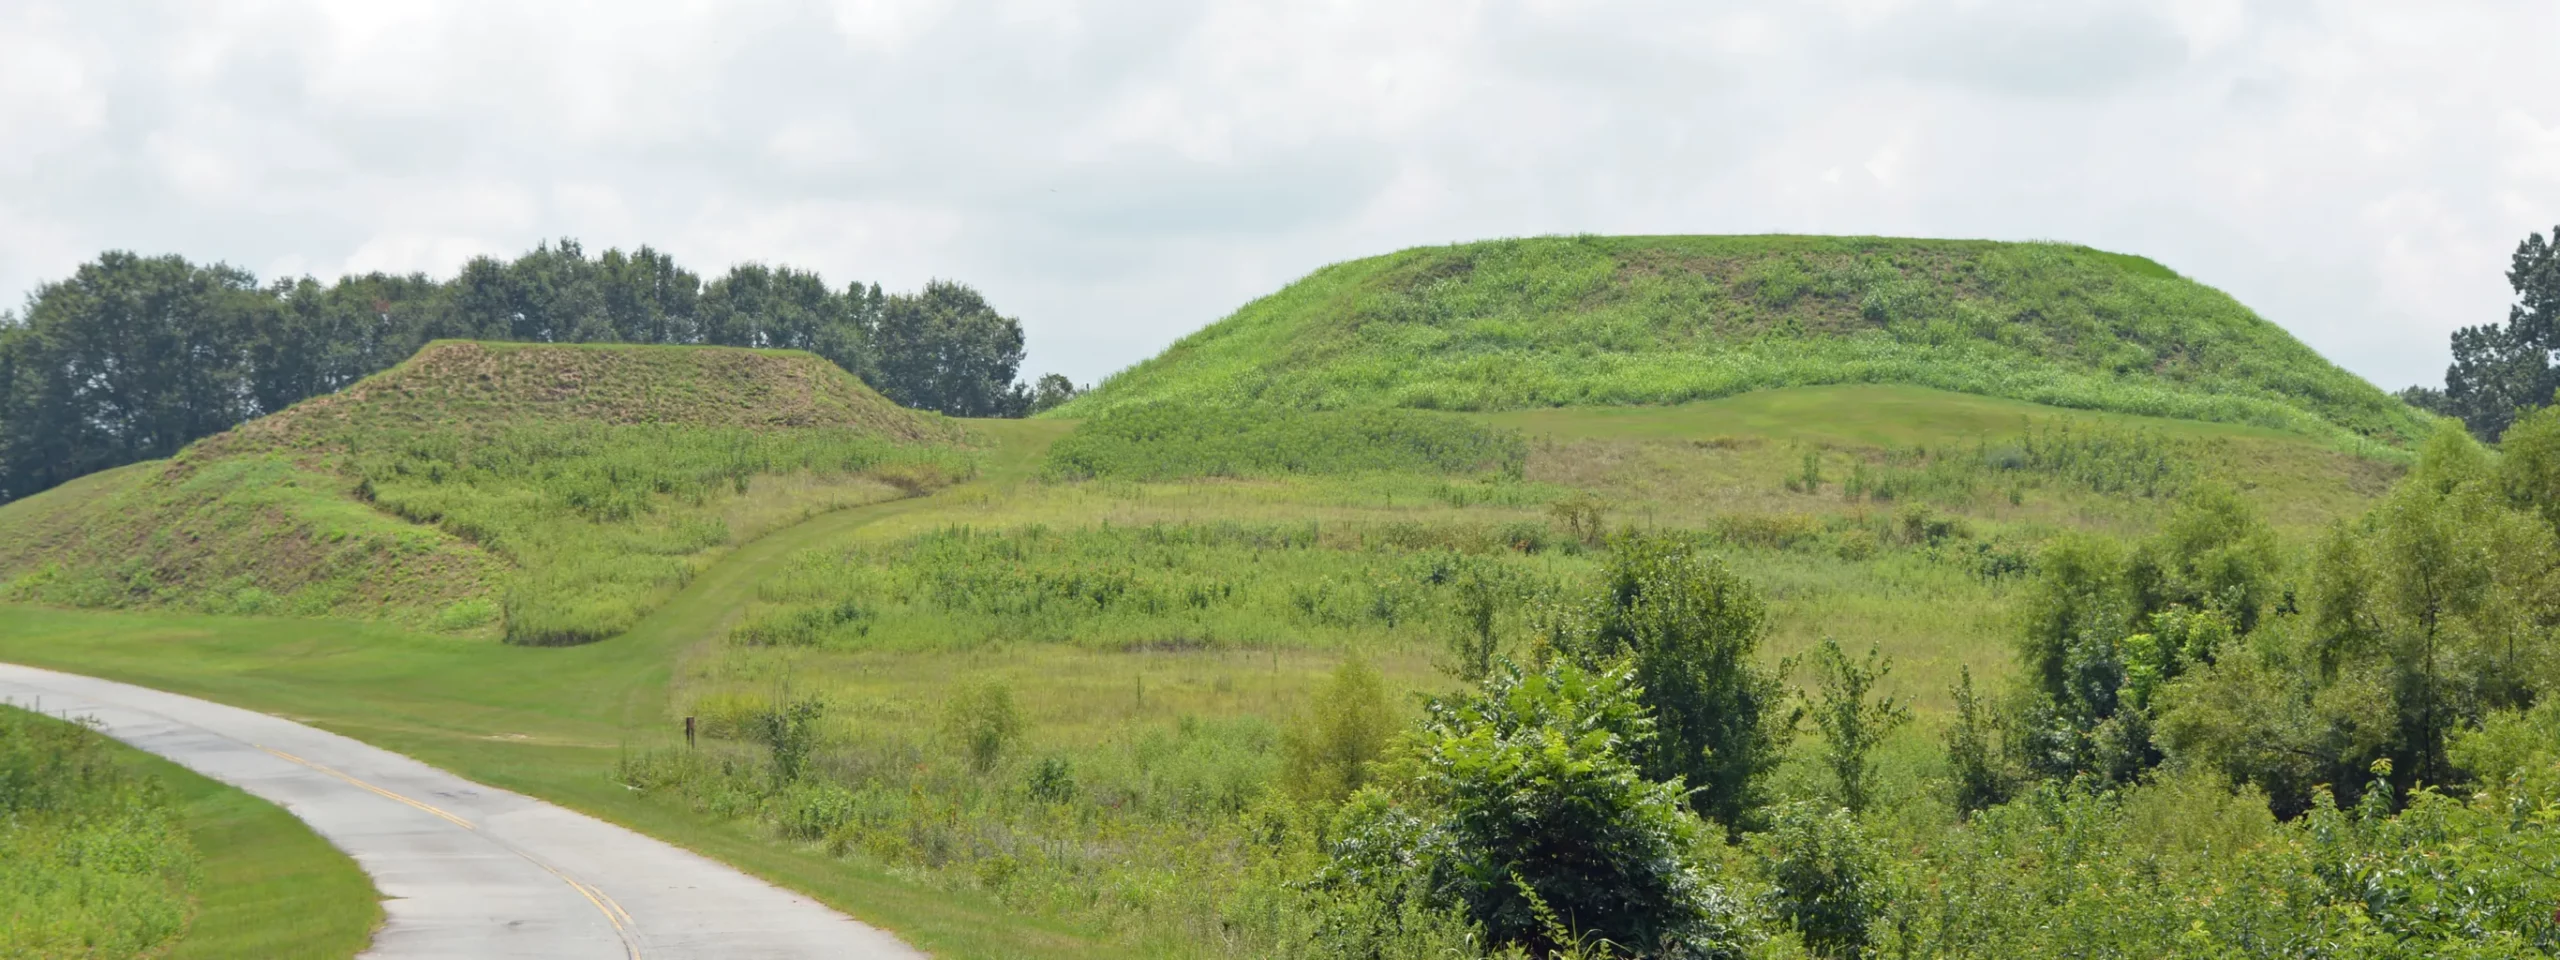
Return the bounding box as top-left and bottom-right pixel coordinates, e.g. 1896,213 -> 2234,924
2,0 -> 2554,391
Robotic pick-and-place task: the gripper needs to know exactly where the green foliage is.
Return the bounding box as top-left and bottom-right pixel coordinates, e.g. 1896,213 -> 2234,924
1055,236 -> 2431,454
1562,534 -> 1792,833
1942,667 -> 2014,815
0,706 -> 198,957
2441,225 -> 2559,439
872,280 -> 1033,417
1328,660 -> 1746,959
1280,659 -> 1396,803
749,693 -> 827,783
1750,803 -> 1890,959
1043,403 -> 1527,481
1801,640 -> 1910,815
945,681 -> 1023,773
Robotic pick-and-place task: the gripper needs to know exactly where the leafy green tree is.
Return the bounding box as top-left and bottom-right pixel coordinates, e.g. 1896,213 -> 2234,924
1562,534 -> 1792,834
0,253 -> 265,501
873,281 -> 1030,417
1803,639 -> 1909,815
2442,225 -> 2559,439
1027,373 -> 1081,414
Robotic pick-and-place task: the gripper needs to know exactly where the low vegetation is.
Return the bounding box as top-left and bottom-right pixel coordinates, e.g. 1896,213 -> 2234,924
1054,235 -> 2432,453
1,705 -> 197,957
1043,403 -> 1527,480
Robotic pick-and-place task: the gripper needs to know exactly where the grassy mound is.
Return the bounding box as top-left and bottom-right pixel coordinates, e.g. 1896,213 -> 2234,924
0,341 -> 970,644
1052,236 -> 2432,452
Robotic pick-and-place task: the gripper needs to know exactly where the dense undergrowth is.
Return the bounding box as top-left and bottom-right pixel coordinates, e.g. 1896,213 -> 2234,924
1052,236 -> 2431,453
0,705 -> 199,959
0,341 -> 973,644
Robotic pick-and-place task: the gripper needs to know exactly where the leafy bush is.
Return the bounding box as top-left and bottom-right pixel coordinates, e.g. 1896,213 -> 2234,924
944,681 -> 1022,773
1043,402 -> 1527,481
1323,661 -> 1747,959
1751,803 -> 1891,959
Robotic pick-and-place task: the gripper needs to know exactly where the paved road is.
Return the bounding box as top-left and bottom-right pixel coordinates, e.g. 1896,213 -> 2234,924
0,662 -> 924,960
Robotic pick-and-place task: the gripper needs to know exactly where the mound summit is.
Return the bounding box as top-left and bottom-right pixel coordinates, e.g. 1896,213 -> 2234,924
0,342 -> 964,640
1054,235 -> 2431,451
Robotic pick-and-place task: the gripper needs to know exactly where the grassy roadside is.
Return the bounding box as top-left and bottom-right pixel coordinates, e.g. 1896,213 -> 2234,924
144,750 -> 382,960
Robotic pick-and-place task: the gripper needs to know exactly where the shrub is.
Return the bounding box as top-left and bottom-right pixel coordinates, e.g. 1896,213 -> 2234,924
1802,639 -> 1910,815
1751,803 -> 1891,959
1322,660 -> 1747,959
748,694 -> 826,782
944,681 -> 1023,773
1280,659 -> 1396,803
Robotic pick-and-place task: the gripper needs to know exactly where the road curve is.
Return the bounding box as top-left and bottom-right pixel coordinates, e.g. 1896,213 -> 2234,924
0,662 -> 923,960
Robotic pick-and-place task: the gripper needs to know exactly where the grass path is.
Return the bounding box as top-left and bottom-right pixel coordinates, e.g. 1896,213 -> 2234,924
0,419 -> 1117,959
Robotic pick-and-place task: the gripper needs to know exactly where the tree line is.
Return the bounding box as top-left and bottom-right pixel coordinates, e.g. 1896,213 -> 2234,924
0,240 -> 1083,504
2406,223 -> 2560,440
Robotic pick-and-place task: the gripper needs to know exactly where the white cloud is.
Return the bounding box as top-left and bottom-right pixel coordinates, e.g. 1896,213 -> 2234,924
1,0 -> 2554,392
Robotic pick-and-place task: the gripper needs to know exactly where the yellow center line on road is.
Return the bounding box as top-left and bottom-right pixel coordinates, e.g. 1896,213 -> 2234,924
255,744 -> 644,959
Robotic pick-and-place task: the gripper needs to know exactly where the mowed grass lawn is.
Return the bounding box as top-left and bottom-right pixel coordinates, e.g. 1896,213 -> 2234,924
0,388 -> 2404,958
147,749 -> 382,960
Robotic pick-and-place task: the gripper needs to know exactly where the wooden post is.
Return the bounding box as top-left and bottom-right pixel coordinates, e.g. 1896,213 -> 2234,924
683,716 -> 696,749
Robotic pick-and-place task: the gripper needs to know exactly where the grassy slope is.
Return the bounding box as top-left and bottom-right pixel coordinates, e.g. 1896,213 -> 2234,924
1053,235 -> 2433,453
0,387 -> 2404,957
0,341 -> 968,642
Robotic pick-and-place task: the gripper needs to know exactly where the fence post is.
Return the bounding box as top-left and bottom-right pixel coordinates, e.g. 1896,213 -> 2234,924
684,716 -> 696,749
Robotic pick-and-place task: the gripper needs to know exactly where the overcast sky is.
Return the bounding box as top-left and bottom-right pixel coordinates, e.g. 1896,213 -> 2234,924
4,0 -> 2554,391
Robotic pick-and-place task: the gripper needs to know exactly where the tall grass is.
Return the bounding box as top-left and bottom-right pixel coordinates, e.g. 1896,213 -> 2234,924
350,421 -> 976,645
1043,404 -> 1527,481
0,705 -> 199,958
730,521 -> 1575,652
1053,236 -> 2431,453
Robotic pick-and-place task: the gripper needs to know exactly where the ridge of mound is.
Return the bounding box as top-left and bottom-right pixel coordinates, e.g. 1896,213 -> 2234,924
203,340 -> 958,456
1051,235 -> 2431,453
0,341 -> 970,643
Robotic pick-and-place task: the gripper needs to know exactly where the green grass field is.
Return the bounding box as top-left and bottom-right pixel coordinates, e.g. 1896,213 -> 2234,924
1052,235 -> 2432,455
0,380 -> 2428,958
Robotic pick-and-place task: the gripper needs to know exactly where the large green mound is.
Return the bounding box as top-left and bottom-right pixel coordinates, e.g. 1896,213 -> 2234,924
1052,235 -> 2431,451
0,341 -> 968,643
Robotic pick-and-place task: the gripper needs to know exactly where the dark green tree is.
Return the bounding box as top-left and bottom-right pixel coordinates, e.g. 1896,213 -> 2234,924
2442,225 -> 2559,439
873,281 -> 1029,417
0,253 -> 265,500
1027,373 -> 1081,414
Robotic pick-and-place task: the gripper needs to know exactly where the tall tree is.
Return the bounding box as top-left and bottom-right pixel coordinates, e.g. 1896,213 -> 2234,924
873,281 -> 1029,417
2443,225 -> 2560,440
0,253 -> 264,499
